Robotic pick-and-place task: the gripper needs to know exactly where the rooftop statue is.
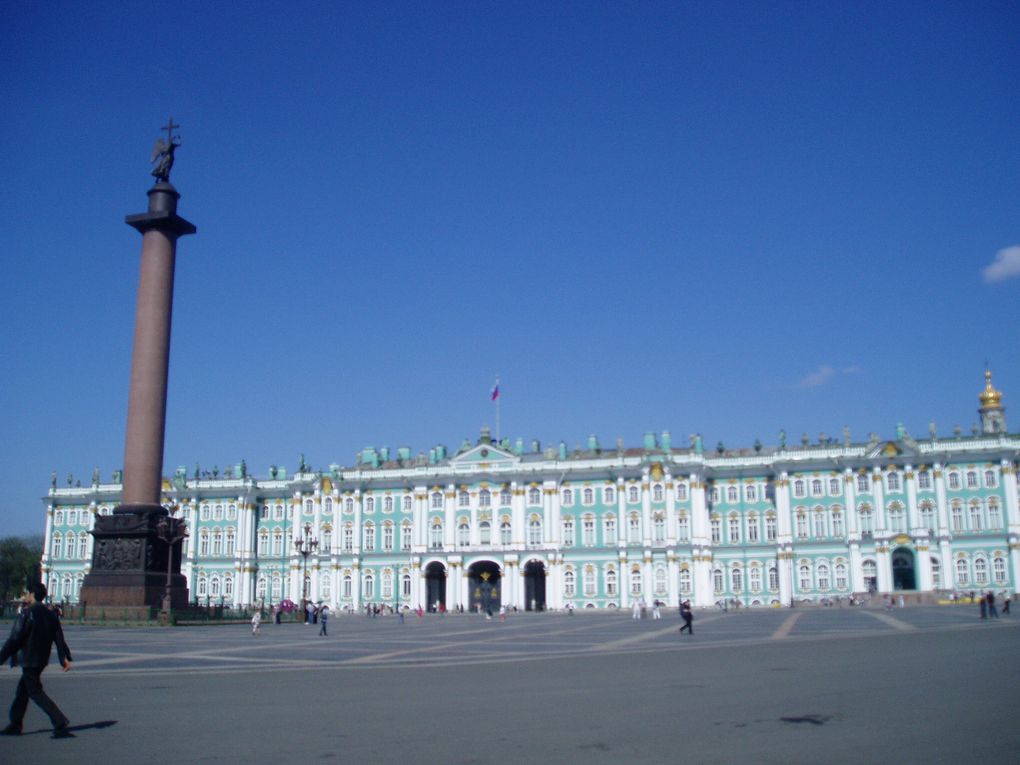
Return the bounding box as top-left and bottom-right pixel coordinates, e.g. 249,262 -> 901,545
150,117 -> 182,183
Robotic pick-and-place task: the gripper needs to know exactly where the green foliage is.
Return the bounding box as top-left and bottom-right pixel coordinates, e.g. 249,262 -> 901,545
0,535 -> 43,601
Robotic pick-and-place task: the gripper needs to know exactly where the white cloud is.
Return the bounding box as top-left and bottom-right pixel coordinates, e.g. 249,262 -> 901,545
982,245 -> 1020,283
799,365 -> 835,388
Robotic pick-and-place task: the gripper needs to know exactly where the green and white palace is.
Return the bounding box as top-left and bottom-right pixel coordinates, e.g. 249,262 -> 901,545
41,372 -> 1019,610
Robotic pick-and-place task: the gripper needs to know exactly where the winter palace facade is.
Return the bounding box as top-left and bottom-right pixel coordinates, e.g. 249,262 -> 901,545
41,372 -> 1019,610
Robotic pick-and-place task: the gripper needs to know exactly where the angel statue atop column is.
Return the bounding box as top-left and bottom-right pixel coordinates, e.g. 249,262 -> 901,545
150,118 -> 182,183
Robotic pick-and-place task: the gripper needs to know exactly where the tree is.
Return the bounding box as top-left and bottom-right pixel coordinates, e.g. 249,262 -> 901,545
0,536 -> 43,601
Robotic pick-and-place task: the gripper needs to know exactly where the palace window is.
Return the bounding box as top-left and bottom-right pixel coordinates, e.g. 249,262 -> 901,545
793,480 -> 806,498
479,521 -> 491,545
51,534 -> 62,559
746,485 -> 757,502
500,520 -> 512,545
324,498 -> 333,514
257,576 -> 267,600
857,474 -> 870,493
675,483 -> 687,501
966,471 -> 978,489
605,486 -> 616,504
917,471 -> 932,490
813,512 -> 826,538
711,518 -> 721,544
365,497 -> 375,513
258,530 -> 268,555
197,576 -> 208,597
831,511 -> 844,537
402,572 -> 412,598
479,489 -> 491,507
225,531 -> 235,556
768,566 -> 779,591
457,522 -> 470,547
606,568 -> 618,596
562,518 -> 574,547
628,514 -> 641,544
561,489 -> 573,505
401,521 -> 412,551
951,503 -> 964,531
653,484 -> 664,502
679,568 -> 692,595
564,569 -> 576,597
989,499 -> 1002,530
382,571 -> 393,600
796,514 -> 808,539
583,488 -> 594,505
322,528 -> 332,551
630,568 -> 642,595
948,472 -> 960,490
728,517 -> 740,544
458,491 -> 469,507
993,557 -> 1007,584
319,574 -> 329,600
271,576 -> 282,600
888,506 -> 905,533
747,516 -> 759,543
969,503 -> 982,531
583,516 -> 595,546
212,531 -> 222,556
984,470 -> 997,488
886,473 -> 901,491
343,525 -> 354,552
383,523 -> 394,551
500,489 -> 512,507
766,516 -> 777,542
200,531 -> 210,556
956,559 -> 969,586
604,517 -> 617,545
931,557 -> 941,589
343,574 -> 352,599
344,498 -> 354,513
799,565 -> 811,590
974,557 -> 988,585
364,575 -> 374,600
403,495 -> 412,512
731,566 -> 742,592
655,567 -> 667,595
273,530 -> 284,556
829,478 -> 840,496
364,524 -> 375,551
302,501 -> 311,517
749,566 -> 762,593
678,514 -> 690,542
430,521 -> 443,549
528,488 -> 541,505
727,486 -> 738,503
653,515 -> 665,544
223,574 -> 233,599
920,503 -> 935,532
431,492 -> 443,509
528,518 -> 542,546
54,511 -> 64,525
713,569 -> 724,593
816,564 -> 830,591
584,566 -> 596,596
628,486 -> 639,504
859,508 -> 874,534
384,496 -> 394,513
811,479 -> 823,497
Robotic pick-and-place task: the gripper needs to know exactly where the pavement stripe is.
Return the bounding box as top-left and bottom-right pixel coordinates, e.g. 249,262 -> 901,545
771,613 -> 801,639
861,610 -> 917,631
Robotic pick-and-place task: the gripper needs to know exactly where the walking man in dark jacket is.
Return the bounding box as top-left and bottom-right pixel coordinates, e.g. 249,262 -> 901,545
0,582 -> 73,737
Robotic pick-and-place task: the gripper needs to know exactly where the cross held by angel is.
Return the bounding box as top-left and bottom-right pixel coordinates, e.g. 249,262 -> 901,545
151,117 -> 182,183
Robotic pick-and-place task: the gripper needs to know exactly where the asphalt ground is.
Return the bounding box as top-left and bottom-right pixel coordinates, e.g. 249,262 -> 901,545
0,605 -> 1017,764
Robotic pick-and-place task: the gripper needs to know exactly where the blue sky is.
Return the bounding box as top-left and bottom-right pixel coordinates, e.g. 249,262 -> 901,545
2,1 -> 1018,537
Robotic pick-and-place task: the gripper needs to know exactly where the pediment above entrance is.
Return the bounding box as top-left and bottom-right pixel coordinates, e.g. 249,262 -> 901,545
864,440 -> 921,460
449,444 -> 519,468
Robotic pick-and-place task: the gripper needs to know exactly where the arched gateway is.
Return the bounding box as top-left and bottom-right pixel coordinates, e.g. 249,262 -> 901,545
524,559 -> 546,611
468,560 -> 501,615
424,561 -> 446,611
892,547 -> 916,591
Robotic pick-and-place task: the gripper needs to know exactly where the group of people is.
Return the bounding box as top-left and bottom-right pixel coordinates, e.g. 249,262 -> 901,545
979,591 -> 1009,619
630,598 -> 669,620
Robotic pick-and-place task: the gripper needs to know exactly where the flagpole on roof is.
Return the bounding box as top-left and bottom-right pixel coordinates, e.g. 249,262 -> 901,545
492,375 -> 501,442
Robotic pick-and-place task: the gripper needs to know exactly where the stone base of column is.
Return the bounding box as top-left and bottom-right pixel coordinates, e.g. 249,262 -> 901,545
80,503 -> 190,614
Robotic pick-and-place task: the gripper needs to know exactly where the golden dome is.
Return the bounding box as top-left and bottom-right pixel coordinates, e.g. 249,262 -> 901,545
979,369 -> 1003,409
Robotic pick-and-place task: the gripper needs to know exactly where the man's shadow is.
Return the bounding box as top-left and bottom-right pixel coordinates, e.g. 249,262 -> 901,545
22,720 -> 117,738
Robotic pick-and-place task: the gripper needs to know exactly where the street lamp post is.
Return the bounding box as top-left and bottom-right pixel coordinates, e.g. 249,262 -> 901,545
292,523 -> 319,616
156,514 -> 188,615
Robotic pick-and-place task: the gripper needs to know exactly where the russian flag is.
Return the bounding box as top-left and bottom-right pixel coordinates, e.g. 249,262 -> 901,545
490,381 -> 500,401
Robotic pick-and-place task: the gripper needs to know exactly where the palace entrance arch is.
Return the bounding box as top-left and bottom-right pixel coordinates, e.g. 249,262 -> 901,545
424,561 -> 447,611
524,559 -> 546,611
468,560 -> 501,615
892,547 -> 916,591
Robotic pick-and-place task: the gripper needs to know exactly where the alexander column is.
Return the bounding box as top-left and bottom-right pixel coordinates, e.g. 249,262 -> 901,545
80,119 -> 196,618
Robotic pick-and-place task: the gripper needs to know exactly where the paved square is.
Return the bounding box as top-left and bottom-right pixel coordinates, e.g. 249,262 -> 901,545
1,607 -> 1017,764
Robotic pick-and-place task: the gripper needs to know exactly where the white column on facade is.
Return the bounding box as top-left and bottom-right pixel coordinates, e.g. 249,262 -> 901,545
915,537 -> 934,591
667,552 -> 679,605
444,485 -> 456,548
1002,462 -> 1020,529
512,484 -> 525,547
618,552 -> 629,609
777,549 -> 794,605
351,561 -> 361,610
848,543 -> 864,593
690,475 -> 709,543
641,470 -> 652,546
938,539 -> 953,590
844,471 -> 859,534
933,464 -> 950,533
694,549 -> 714,608
872,469 -> 887,531
353,490 -> 364,557
413,488 -> 427,550
642,552 -> 653,603
876,543 -> 893,593
905,465 -> 919,529
616,478 -> 627,552
549,556 -> 562,610
517,562 -> 527,610
665,472 -> 678,544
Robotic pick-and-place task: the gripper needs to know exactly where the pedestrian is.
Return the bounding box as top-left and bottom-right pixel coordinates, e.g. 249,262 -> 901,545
652,600 -> 662,620
980,596 -> 988,619
1003,595 -> 1011,615
499,604 -> 507,622
251,610 -> 261,636
0,582 -> 72,738
678,600 -> 694,635
416,604 -> 424,622
319,604 -> 329,636
632,600 -> 640,620
987,592 -> 998,619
